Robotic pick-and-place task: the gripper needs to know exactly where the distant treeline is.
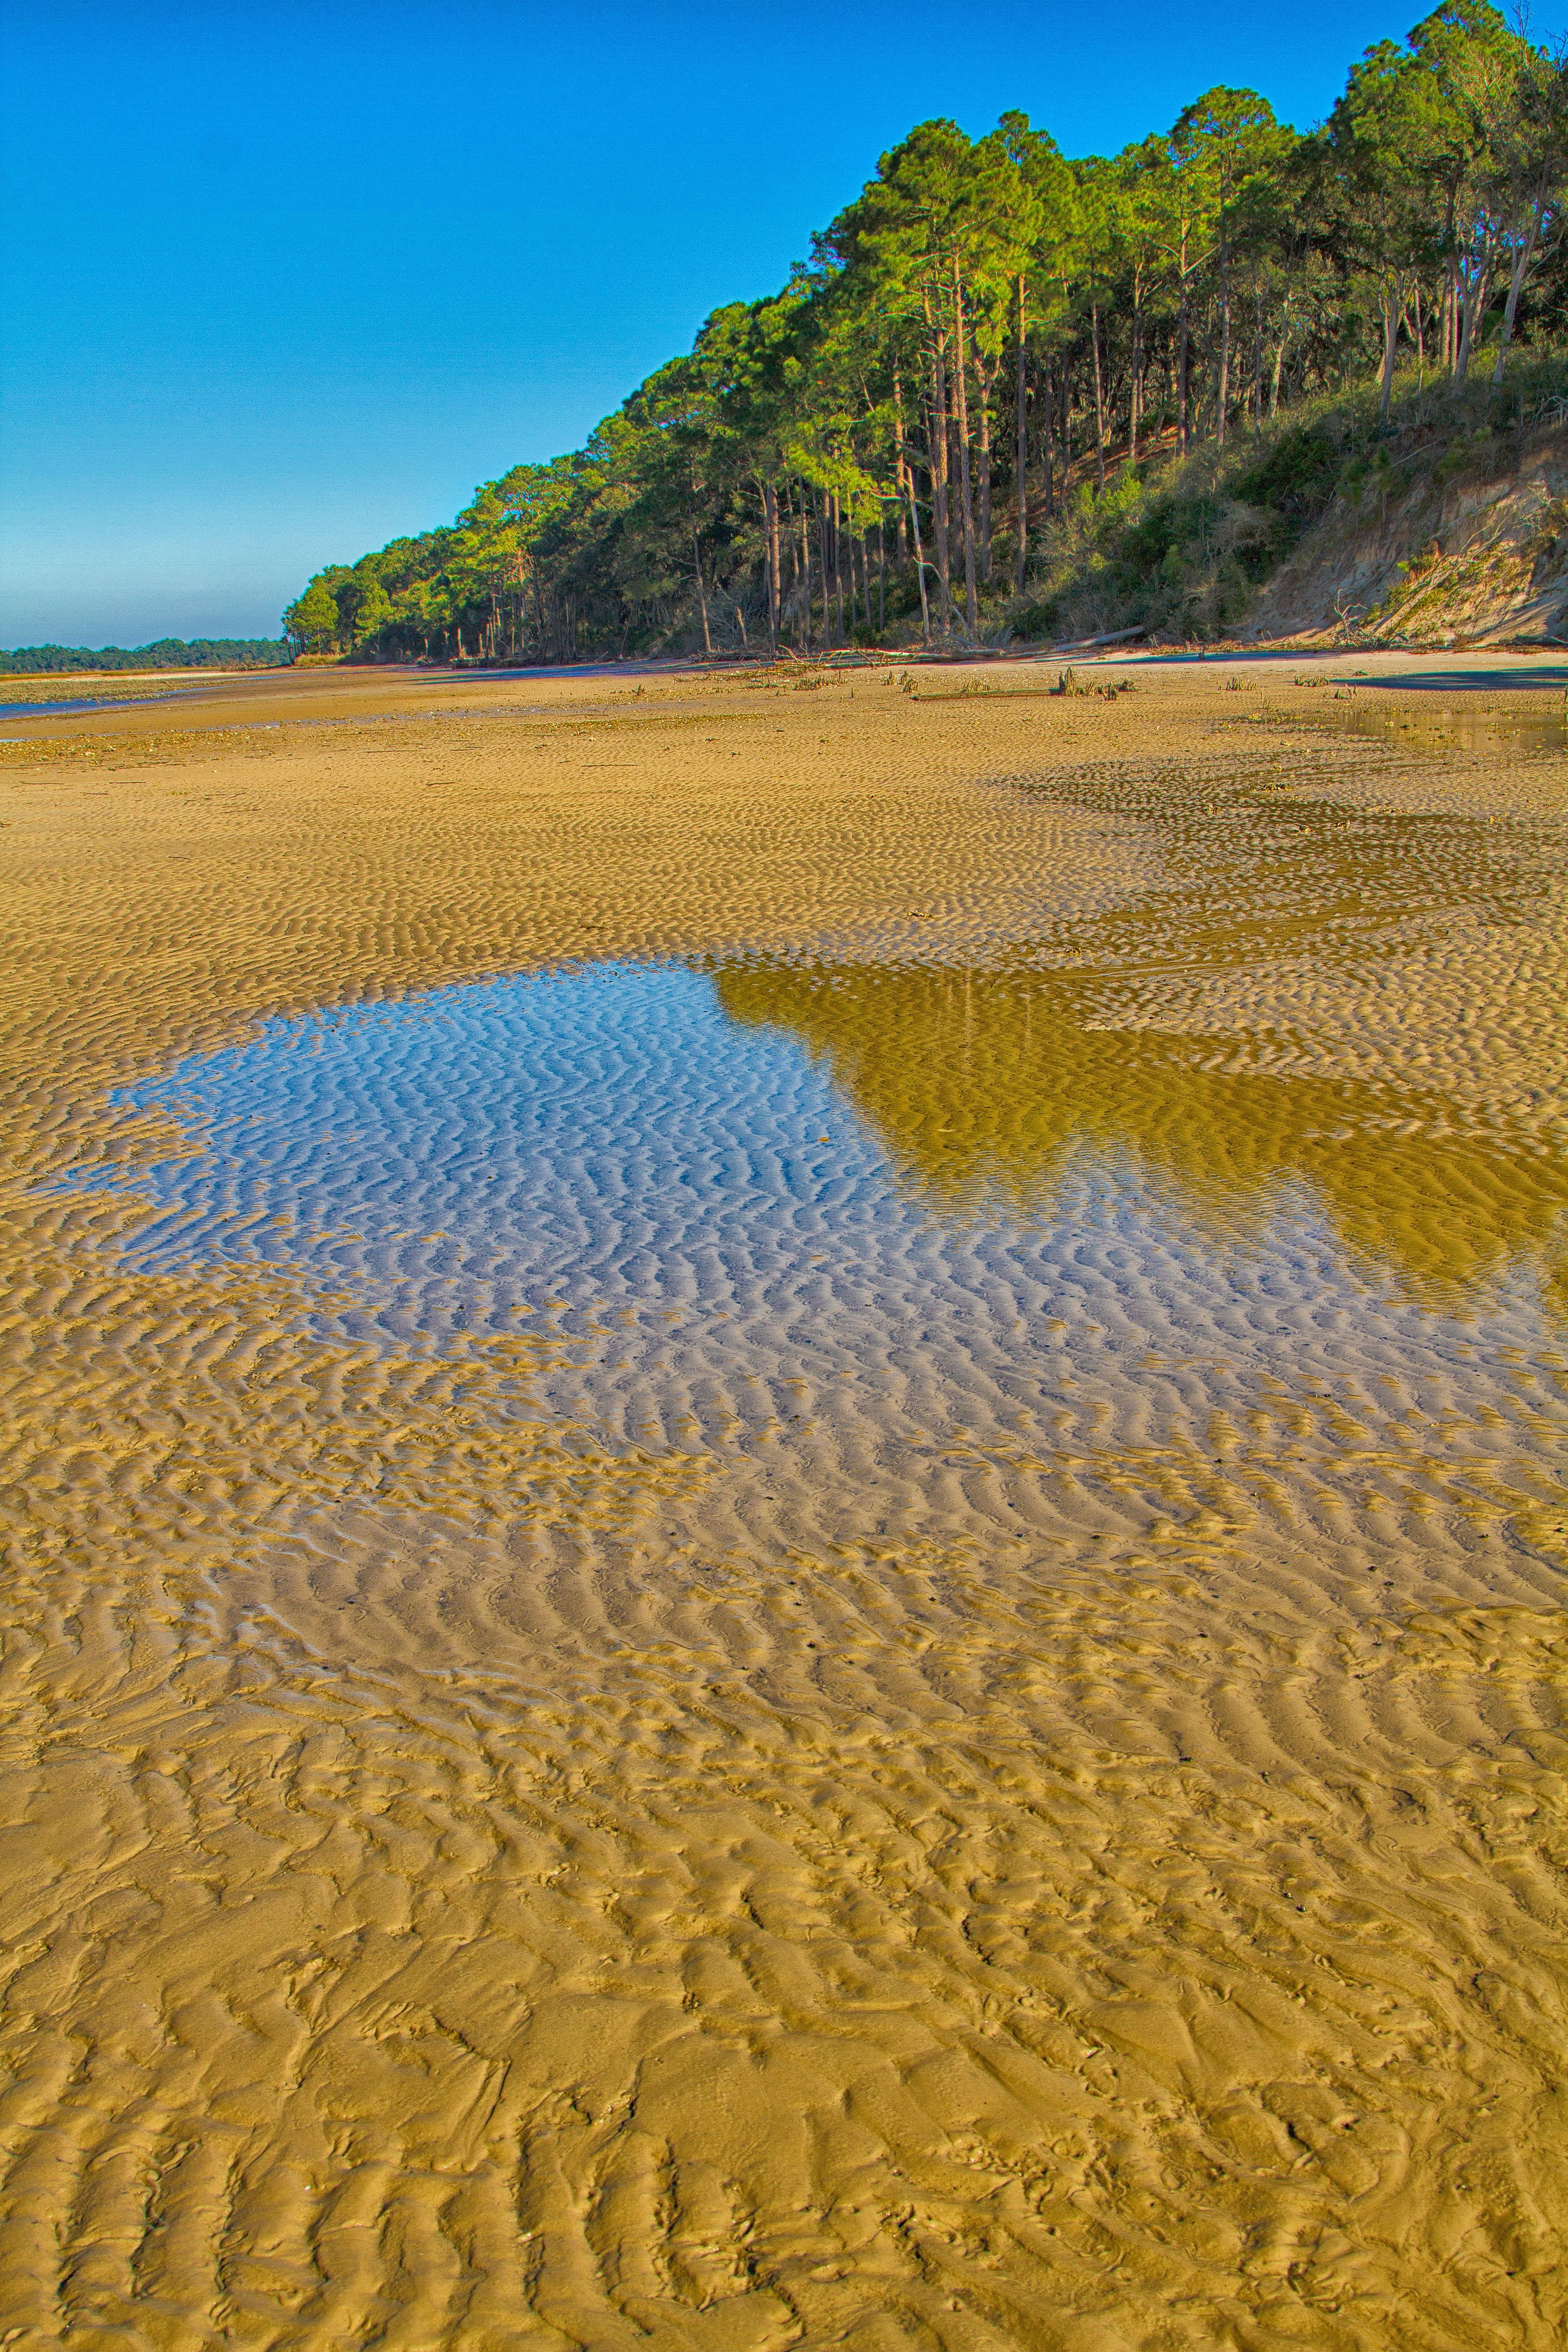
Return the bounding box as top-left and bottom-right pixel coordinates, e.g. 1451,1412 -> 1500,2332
0,638 -> 292,675
284,0 -> 1568,659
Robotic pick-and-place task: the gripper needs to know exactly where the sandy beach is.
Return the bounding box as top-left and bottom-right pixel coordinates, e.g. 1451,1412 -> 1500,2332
1,651 -> 1565,2350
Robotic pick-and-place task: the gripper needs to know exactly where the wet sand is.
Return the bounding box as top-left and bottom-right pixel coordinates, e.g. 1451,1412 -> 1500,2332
2,656 -> 1566,2349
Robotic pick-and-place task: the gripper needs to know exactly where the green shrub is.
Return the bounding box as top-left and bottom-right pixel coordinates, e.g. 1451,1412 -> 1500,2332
1230,426 -> 1342,533
1005,356 -> 1568,643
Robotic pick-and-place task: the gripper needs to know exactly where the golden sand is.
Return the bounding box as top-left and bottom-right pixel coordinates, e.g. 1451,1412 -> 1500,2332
1,655 -> 1566,2349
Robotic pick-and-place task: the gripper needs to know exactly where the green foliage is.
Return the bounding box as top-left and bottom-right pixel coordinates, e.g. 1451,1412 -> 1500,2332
1229,426 -> 1343,531
283,580 -> 341,655
0,637 -> 291,674
350,579 -> 394,647
1018,354 -> 1568,640
1038,414 -> 1349,638
283,7 -> 1568,662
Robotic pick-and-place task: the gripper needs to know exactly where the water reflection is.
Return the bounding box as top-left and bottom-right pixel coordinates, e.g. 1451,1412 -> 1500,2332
1336,700 -> 1568,755
716,960 -> 1568,1304
68,948 -> 1568,1320
50,949 -> 1568,1608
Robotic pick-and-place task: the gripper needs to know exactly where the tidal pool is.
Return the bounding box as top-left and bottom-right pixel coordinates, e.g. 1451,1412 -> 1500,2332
67,952 -> 1568,1647
12,703 -> 1568,2350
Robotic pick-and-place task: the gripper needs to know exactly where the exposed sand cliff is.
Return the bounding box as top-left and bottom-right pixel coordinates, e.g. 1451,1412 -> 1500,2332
1252,420 -> 1568,647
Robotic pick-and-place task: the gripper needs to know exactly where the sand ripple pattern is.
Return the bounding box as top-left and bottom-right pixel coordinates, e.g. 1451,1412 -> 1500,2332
2,670 -> 1567,2349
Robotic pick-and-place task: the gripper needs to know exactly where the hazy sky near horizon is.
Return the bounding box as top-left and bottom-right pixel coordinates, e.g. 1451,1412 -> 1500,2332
5,0 -> 1562,647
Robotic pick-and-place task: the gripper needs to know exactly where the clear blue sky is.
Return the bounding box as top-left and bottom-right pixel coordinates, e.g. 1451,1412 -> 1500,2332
3,0 -> 1553,648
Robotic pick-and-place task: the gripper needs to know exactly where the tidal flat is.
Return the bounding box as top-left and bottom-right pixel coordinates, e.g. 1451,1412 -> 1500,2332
1,653 -> 1565,2350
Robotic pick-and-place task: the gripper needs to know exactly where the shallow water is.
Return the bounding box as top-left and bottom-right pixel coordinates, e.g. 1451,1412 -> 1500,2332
65,953 -> 1568,1669
0,689 -> 192,719
1338,700 -> 1568,755
9,702 -> 1568,2350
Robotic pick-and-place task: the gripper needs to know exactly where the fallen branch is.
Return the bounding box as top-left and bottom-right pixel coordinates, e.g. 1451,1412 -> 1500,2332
1045,625 -> 1150,654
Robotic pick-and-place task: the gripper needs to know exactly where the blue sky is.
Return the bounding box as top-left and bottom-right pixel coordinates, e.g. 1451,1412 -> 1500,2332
3,0 -> 1555,648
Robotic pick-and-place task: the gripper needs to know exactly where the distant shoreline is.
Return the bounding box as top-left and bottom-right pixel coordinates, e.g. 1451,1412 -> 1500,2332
0,635 -> 290,676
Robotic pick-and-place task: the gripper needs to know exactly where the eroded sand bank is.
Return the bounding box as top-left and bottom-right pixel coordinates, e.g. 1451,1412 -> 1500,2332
1,655 -> 1565,2350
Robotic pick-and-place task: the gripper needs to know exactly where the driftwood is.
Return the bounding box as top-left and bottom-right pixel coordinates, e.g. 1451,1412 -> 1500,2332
1046,625 -> 1150,654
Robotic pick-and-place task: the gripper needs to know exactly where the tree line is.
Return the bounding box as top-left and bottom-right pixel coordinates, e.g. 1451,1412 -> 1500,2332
0,637 -> 291,675
285,2 -> 1568,663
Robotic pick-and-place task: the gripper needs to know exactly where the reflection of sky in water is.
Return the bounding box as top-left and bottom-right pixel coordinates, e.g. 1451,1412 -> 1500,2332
57,962 -> 1562,1452
84,962 -> 901,1316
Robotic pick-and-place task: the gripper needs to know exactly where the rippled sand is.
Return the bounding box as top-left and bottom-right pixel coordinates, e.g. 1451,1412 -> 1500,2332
2,656 -> 1566,2350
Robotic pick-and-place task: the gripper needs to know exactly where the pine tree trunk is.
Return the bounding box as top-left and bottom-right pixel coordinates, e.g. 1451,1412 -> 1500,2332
833,494 -> 845,639
1091,301 -> 1107,490
1177,238 -> 1190,452
763,481 -> 781,651
893,368 -> 910,566
906,463 -> 931,645
950,256 -> 980,634
771,482 -> 782,650
1041,348 -> 1055,518
1493,207 -> 1540,385
1455,265 -> 1489,384
1015,276 -> 1029,595
1214,177 -> 1233,447
1129,272 -> 1143,463
794,495 -> 803,650
693,527 -> 712,655
924,297 -> 954,634
831,499 -> 841,641
974,347 -> 993,583
784,491 -> 795,642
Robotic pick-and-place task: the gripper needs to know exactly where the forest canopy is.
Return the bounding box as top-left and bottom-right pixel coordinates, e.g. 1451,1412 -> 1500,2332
284,2 -> 1568,662
0,637 -> 291,675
